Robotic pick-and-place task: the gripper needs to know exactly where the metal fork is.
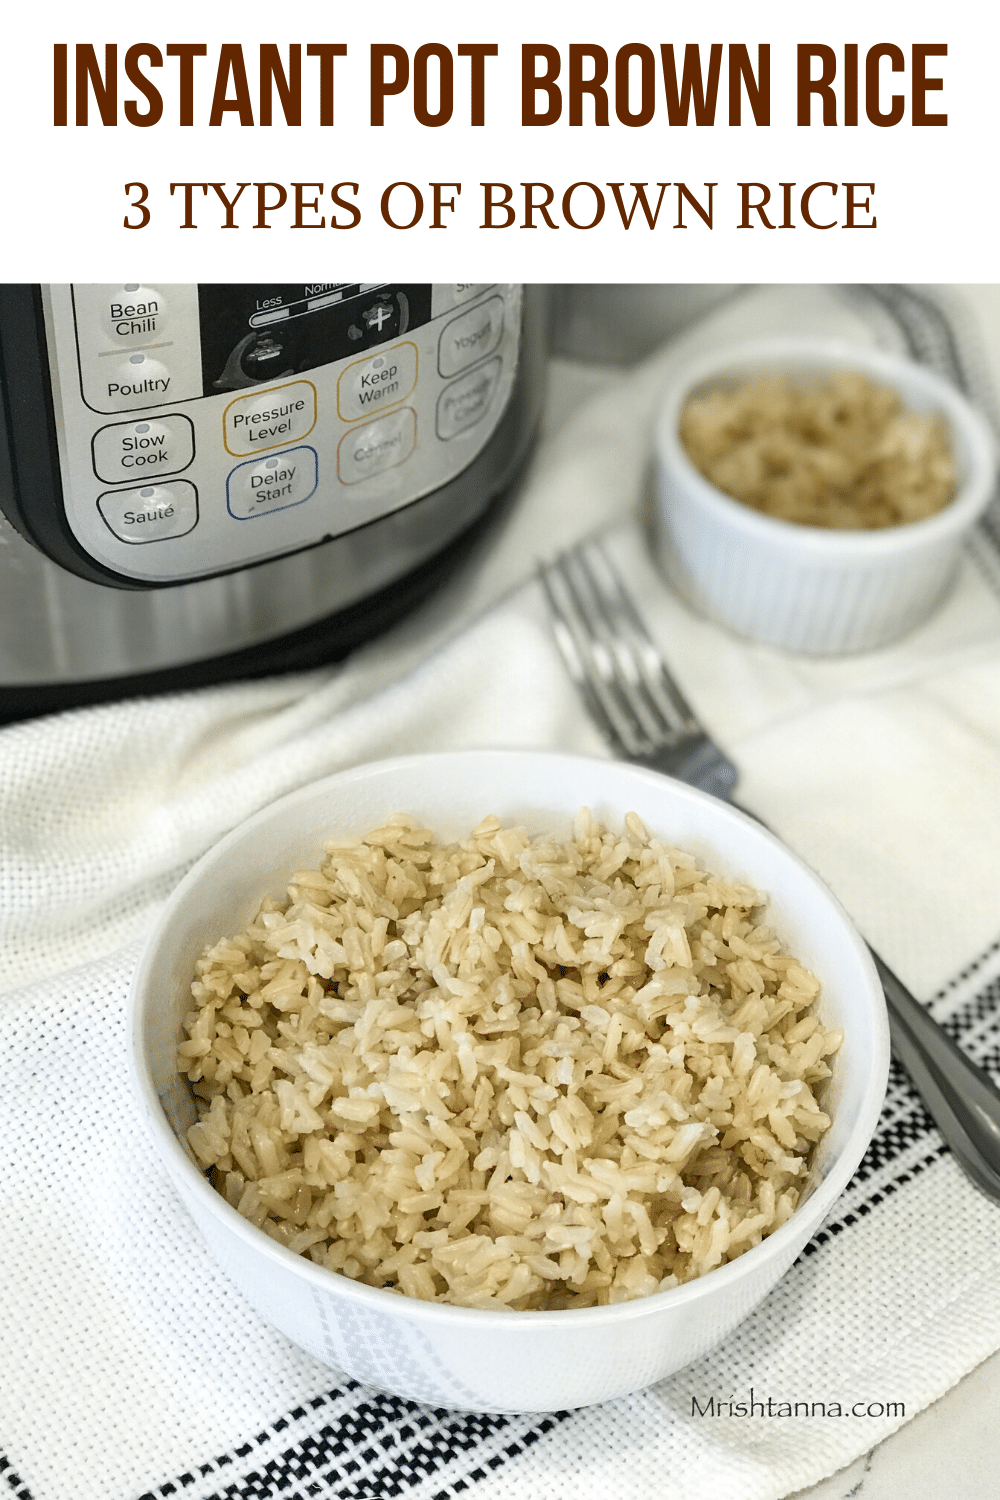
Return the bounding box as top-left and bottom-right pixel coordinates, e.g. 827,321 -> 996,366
541,539 -> 1000,1205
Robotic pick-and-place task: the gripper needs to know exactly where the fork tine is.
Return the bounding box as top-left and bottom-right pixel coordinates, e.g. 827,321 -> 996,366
541,556 -> 658,757
538,561 -> 632,756
542,552 -> 677,756
541,539 -> 739,795
576,544 -> 701,733
553,541 -> 701,753
557,548 -> 675,750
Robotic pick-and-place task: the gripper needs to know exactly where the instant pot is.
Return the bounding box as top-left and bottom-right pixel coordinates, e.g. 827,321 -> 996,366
0,283 -> 548,721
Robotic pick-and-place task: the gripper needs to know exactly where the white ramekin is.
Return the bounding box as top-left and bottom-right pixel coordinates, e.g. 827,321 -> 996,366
128,750 -> 888,1413
654,337 -> 997,654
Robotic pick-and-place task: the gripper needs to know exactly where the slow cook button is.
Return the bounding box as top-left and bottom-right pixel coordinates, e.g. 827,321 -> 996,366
91,414 -> 194,483
437,296 -> 504,378
104,350 -> 175,410
97,480 -> 198,543
338,408 -> 416,486
226,446 -> 318,519
337,341 -> 417,422
436,358 -> 501,440
223,379 -> 317,456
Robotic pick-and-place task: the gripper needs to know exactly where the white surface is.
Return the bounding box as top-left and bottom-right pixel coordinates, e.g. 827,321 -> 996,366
789,1346 -> 1000,1500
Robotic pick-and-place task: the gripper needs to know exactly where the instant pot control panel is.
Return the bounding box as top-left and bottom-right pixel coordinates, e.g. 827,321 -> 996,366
0,283 -> 522,588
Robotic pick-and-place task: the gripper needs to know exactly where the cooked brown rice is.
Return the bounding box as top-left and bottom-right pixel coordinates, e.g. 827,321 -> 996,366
681,369 -> 956,529
178,811 -> 841,1310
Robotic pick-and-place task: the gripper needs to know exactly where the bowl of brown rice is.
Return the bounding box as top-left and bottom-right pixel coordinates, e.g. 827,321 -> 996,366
128,750 -> 888,1412
655,336 -> 996,654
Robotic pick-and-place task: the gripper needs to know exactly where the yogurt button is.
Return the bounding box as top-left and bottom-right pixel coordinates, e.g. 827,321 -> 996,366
437,296 -> 504,377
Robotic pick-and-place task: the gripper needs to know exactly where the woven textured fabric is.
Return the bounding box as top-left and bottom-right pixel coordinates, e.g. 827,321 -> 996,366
4,287 -> 1000,1500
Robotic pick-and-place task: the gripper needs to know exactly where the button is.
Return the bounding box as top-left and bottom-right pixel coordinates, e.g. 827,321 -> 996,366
103,351 -> 175,410
453,284 -> 492,304
337,409 -> 416,486
226,446 -> 318,519
97,481 -> 198,543
223,380 -> 317,457
437,296 -> 504,378
92,414 -> 194,483
437,359 -> 502,440
99,284 -> 167,345
337,342 -> 417,422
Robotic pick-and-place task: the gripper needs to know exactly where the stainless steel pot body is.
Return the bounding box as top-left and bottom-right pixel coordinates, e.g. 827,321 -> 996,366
0,284 -> 548,716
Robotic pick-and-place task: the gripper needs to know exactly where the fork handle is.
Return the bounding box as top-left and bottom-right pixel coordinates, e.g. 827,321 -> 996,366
871,950 -> 1000,1200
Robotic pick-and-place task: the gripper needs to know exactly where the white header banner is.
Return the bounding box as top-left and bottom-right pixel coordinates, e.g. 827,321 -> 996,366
3,0 -> 994,281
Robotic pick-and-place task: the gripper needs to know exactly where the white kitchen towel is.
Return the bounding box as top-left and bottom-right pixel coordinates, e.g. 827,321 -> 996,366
4,285 -> 1000,1500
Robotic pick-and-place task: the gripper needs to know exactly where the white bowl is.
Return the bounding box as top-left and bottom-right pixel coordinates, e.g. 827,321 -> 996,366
128,751 -> 889,1412
654,336 -> 997,654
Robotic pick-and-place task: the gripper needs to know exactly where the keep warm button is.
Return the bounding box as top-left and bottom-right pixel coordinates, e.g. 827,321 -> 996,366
227,446 -> 318,519
337,342 -> 417,422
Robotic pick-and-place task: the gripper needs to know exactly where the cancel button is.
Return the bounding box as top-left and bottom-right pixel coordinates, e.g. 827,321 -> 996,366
97,480 -> 199,543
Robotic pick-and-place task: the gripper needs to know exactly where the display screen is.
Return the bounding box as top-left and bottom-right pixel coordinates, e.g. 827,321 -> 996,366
197,284 -> 434,393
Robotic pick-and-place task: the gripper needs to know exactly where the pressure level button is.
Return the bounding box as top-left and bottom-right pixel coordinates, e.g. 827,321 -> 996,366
92,414 -> 194,483
97,480 -> 198,543
223,380 -> 318,457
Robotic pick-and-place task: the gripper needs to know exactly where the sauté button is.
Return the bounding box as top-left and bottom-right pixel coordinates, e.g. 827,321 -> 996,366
97,481 -> 198,543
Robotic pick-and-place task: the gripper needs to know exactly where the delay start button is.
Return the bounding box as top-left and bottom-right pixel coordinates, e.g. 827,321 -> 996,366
226,446 -> 318,519
223,380 -> 317,456
97,480 -> 198,543
92,414 -> 194,483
